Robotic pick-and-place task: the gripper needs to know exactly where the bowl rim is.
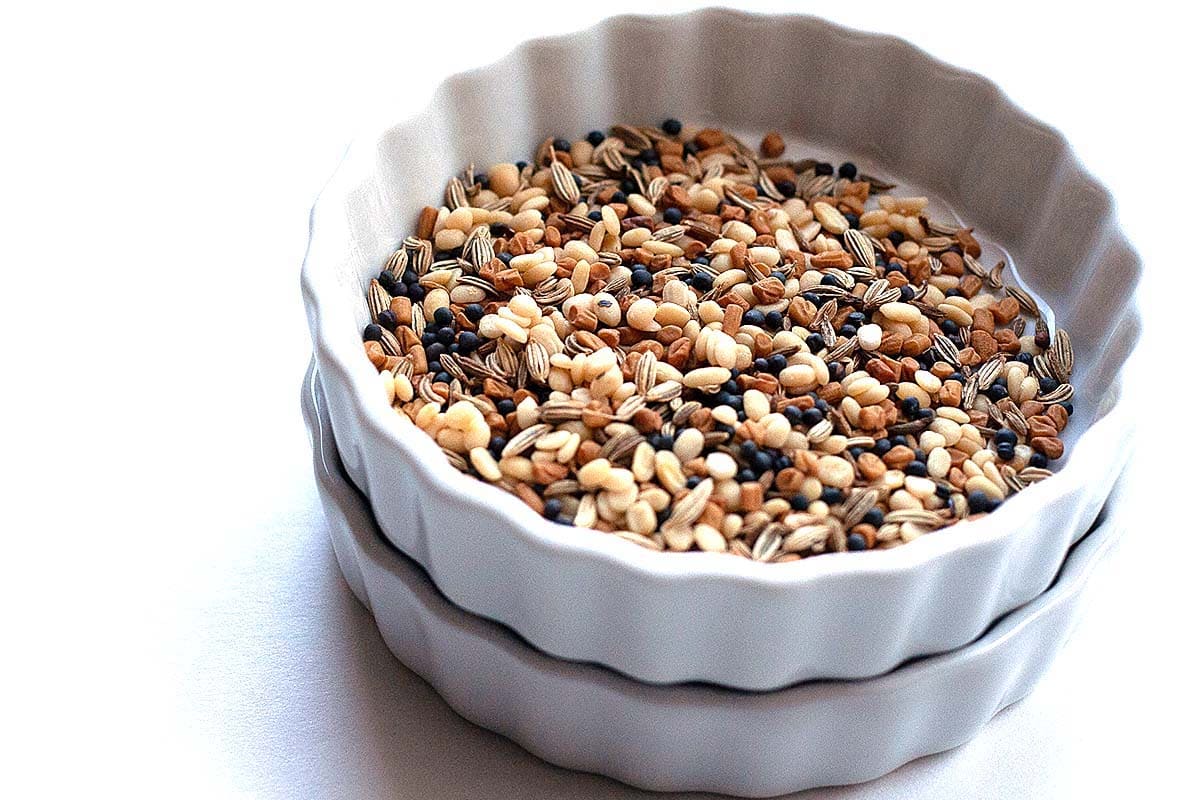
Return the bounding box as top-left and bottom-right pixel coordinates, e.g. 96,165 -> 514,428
300,9 -> 1142,588
304,356 -> 1126,696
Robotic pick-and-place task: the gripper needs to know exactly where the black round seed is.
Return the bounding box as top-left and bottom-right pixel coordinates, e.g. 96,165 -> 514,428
821,487 -> 844,505
363,324 -> 382,342
586,130 -> 605,146
661,118 -> 682,135
542,498 -> 563,519
800,407 -> 824,427
457,331 -> 480,354
790,494 -> 810,511
376,309 -> 397,329
776,179 -> 796,198
663,207 -> 683,224
846,532 -> 867,551
863,508 -> 885,527
814,162 -> 834,176
967,490 -> 992,514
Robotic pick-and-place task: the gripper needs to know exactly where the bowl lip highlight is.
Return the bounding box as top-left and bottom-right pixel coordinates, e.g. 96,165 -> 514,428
300,9 -> 1142,588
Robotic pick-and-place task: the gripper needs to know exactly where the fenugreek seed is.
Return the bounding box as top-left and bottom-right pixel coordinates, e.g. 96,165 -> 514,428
655,450 -> 686,495
578,458 -> 613,489
683,366 -> 731,389
816,456 -> 855,489
812,201 -> 849,234
469,447 -> 503,482
879,302 -> 923,324
705,451 -> 738,481
673,427 -> 705,462
626,500 -> 657,535
743,389 -> 770,421
694,524 -> 727,553
626,298 -> 661,332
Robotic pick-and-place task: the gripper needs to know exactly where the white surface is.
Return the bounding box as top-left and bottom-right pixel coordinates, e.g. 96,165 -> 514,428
302,9 -> 1137,691
1,1 -> 1194,797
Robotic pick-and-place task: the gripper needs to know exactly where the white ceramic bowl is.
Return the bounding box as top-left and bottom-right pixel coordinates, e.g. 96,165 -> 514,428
303,360 -> 1126,797
300,10 -> 1141,690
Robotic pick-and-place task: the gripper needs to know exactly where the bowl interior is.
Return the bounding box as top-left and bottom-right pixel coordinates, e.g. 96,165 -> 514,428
306,11 -> 1140,570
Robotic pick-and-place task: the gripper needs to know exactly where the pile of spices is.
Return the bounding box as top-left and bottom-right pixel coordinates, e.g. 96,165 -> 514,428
361,121 -> 1076,559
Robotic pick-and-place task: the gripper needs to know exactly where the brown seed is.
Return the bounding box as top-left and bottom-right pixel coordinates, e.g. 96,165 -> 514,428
937,380 -> 963,407
532,461 -> 568,484
858,405 -> 886,430
1027,416 -> 1058,440
857,452 -> 887,480
775,467 -> 805,494
740,482 -> 765,511
992,296 -> 1021,324
1046,404 -> 1069,432
694,128 -> 726,149
866,357 -> 901,384
939,251 -> 965,276
666,337 -> 692,369
364,340 -> 387,369
1020,400 -> 1046,418
810,250 -> 854,269
970,330 -> 998,360
879,332 -> 906,355
760,131 -> 785,158
954,228 -> 982,258
882,445 -> 915,469
1030,436 -> 1064,459
417,206 -> 438,240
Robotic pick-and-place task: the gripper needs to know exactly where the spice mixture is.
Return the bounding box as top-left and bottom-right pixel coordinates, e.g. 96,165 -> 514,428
360,121 -> 1076,559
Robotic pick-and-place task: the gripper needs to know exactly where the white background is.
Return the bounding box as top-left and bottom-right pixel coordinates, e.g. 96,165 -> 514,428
2,1 -> 1196,797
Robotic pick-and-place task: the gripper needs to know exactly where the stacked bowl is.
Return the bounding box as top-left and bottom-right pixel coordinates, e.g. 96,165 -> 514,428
300,11 -> 1141,795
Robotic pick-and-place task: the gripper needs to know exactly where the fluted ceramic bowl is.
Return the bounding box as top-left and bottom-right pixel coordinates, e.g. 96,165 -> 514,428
303,359 -> 1127,796
300,10 -> 1141,690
